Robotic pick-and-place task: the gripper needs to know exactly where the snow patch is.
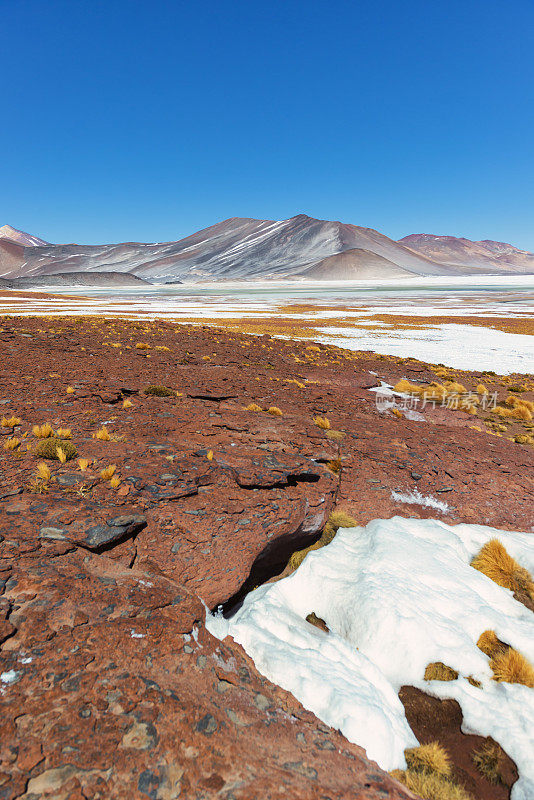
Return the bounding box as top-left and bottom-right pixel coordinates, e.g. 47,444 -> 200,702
391,488 -> 450,513
207,517 -> 534,797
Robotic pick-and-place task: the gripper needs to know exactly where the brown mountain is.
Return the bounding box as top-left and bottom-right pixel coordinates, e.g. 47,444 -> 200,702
399,233 -> 534,273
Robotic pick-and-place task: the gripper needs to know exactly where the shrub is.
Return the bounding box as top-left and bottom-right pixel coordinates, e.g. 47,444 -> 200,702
405,743 -> 451,778
490,647 -> 534,687
313,416 -> 331,430
136,342 -> 150,349
244,403 -> 263,412
100,464 -> 117,481
476,384 -> 489,395
93,426 -> 111,441
35,437 -> 77,461
66,386 -> 74,394
78,458 -> 90,471
1,416 -> 21,428
393,769 -> 472,800
122,399 -> 133,409
36,462 -> 51,481
476,630 -> 507,658
55,427 -> 72,439
109,476 -> 121,489
472,741 -> 509,785
3,437 -> 20,451
424,662 -> 459,681
471,539 -> 534,598
144,385 -> 175,396
327,458 -> 342,474
33,423 -> 54,438
266,406 -> 283,416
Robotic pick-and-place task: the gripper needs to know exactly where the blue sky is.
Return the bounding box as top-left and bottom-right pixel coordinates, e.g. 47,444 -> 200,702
2,0 -> 533,248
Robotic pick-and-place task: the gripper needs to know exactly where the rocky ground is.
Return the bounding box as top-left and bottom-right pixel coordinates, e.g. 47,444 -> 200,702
0,316 -> 532,799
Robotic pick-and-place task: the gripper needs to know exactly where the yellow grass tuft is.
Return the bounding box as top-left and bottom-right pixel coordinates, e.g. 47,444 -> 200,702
313,416 -> 331,430
36,462 -> 51,481
394,379 -> 421,394
55,427 -> 72,439
266,406 -> 283,416
472,741 -> 509,785
78,458 -> 90,472
471,538 -> 534,597
122,399 -> 133,409
33,423 -> 54,438
306,345 -> 321,352
93,426 -> 111,441
327,458 -> 342,474
476,384 -> 489,395
66,386 -> 74,394
393,769 -> 473,800
1,415 -> 22,428
109,476 -> 121,489
405,743 -> 452,778
56,446 -> 67,464
100,464 -> 117,481
490,647 -> 534,687
3,437 -> 20,451
391,407 -> 403,418
244,403 -> 263,412
207,450 -> 214,461
325,429 -> 344,440
476,630 -> 507,658
289,510 -> 358,570
424,662 -> 459,682
511,403 -> 533,421
135,342 -> 150,349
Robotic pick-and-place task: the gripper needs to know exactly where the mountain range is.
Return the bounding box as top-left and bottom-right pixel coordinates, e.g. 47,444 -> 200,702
1,217 -> 533,285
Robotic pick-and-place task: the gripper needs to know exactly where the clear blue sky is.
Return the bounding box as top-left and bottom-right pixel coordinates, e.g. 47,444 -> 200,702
2,0 -> 534,248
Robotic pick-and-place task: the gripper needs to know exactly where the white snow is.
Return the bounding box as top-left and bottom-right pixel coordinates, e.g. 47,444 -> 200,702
207,517 -> 534,798
390,488 -> 451,513
1,669 -> 21,684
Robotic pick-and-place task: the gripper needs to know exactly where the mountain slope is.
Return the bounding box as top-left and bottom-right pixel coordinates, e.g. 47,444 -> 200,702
2,217 -> 534,282
399,233 -> 534,273
0,224 -> 49,247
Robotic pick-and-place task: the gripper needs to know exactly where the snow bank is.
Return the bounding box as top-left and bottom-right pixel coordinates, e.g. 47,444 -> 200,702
207,517 -> 534,798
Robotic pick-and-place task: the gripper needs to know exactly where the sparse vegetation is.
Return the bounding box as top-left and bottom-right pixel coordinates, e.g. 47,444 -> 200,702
313,416 -> 331,430
266,406 -> 283,416
109,475 -> 121,489
144,385 -> 175,396
122,399 -> 133,409
36,462 -> 51,481
471,539 -> 534,598
3,437 -> 20,451
1,415 -> 22,428
244,403 -> 263,412
476,630 -> 507,658
100,464 -> 117,481
424,662 -> 459,682
490,646 -> 534,687
472,741 -> 510,785
392,768 -> 472,800
404,742 -> 452,778
55,427 -> 72,439
35,437 -> 78,461
32,423 -> 54,438
78,458 -> 90,471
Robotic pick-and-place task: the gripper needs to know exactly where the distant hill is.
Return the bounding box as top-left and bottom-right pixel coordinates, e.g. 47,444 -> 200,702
1,216 -> 533,282
399,233 -> 534,273
1,271 -> 151,289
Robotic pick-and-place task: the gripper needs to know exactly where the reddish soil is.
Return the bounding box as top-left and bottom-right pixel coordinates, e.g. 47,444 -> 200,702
399,687 -> 518,799
0,316 -> 532,799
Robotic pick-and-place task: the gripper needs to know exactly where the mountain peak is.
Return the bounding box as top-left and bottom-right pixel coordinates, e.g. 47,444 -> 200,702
0,225 -> 49,247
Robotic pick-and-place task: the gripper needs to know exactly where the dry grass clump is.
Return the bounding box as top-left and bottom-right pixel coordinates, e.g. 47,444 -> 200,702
472,741 -> 509,784
122,399 -> 133,409
476,630 -> 507,658
325,429 -> 344,440
136,342 -> 150,349
470,539 -> 534,598
405,743 -> 452,778
55,427 -> 72,439
266,406 -> 283,416
144,385 -> 175,396
476,383 -> 489,395
244,403 -> 263,412
3,437 -> 20,451
33,423 -> 54,438
93,426 -> 111,441
109,475 -> 121,489
490,647 -> 534,687
66,386 -> 74,394
313,416 -> 331,430
327,458 -> 342,474
424,662 -> 459,682
35,437 -> 78,461
100,464 -> 117,481
1,415 -> 22,428
306,345 -> 321,352
78,458 -> 91,472
392,768 -> 472,800
36,462 -> 51,481
207,449 -> 214,461
289,510 -> 358,570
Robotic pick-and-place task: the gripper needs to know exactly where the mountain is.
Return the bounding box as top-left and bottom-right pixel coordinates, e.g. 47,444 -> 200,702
4,271 -> 151,289
2,216 -> 533,282
399,233 -> 534,273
